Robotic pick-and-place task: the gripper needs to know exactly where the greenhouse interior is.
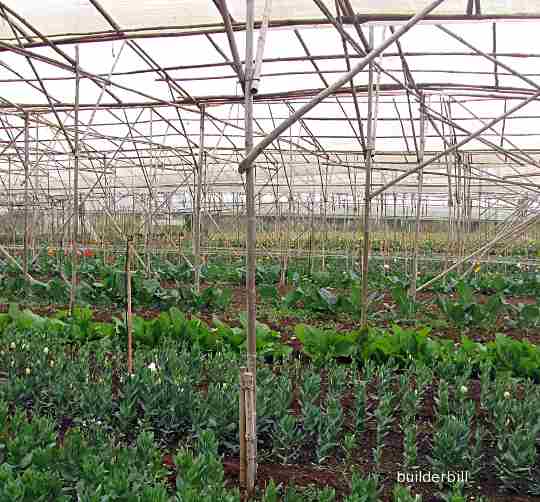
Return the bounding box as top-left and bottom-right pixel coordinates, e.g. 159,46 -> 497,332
3,1 -> 540,501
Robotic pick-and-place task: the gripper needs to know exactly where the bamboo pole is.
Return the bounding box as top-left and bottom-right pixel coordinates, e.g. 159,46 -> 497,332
23,113 -> 29,282
242,0 -> 257,495
69,45 -> 80,314
241,369 -> 256,496
193,104 -> 205,293
360,27 -> 375,329
409,93 -> 426,300
251,0 -> 272,94
239,367 -> 247,490
125,238 -> 133,375
215,0 -> 245,84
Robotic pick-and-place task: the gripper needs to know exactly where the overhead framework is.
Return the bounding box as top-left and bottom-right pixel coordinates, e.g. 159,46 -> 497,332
0,1 -> 539,283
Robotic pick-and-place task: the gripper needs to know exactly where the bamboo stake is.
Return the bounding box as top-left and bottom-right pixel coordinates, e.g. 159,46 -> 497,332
193,104 -> 205,293
125,238 -> 133,375
361,26 -> 375,329
23,113 -> 29,282
251,0 -> 272,94
239,367 -> 247,491
410,93 -> 426,300
241,0 -> 257,495
69,45 -> 80,315
241,369 -> 256,497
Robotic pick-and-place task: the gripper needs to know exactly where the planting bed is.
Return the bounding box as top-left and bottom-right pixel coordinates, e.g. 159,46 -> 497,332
2,251 -> 540,500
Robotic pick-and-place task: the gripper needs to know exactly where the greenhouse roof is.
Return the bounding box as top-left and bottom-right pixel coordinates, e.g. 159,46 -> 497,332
0,1 -> 540,201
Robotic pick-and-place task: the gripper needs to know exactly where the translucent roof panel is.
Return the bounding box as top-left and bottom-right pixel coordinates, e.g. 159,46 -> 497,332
1,1 -> 539,41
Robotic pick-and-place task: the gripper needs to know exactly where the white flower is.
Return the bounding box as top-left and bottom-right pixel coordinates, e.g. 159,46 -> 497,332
22,343 -> 28,350
49,360 -> 55,368
43,347 -> 49,355
0,350 -> 4,356
9,342 -> 15,350
460,385 -> 468,394
147,362 -> 158,372
517,262 -> 522,269
504,391 -> 511,399
25,368 -> 31,376
383,264 -> 390,270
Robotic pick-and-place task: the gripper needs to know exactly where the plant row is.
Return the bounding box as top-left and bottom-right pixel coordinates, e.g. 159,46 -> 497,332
1,335 -> 540,498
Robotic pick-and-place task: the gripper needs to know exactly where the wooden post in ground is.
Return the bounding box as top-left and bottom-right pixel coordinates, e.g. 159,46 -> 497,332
239,0 -> 271,495
69,45 -> 80,314
23,113 -> 30,282
410,93 -> 426,301
193,104 -> 205,293
239,367 -> 247,490
243,0 -> 257,494
239,367 -> 256,498
243,370 -> 256,494
360,27 -> 375,329
125,238 -> 134,375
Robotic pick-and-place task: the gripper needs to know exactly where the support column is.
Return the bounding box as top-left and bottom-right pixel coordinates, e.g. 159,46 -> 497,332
23,114 -> 29,281
361,27 -> 375,329
410,93 -> 426,300
193,104 -> 205,293
69,45 -> 80,314
240,0 -> 258,495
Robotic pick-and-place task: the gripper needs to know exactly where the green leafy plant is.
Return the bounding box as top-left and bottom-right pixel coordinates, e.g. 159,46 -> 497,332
344,472 -> 382,502
495,422 -> 540,494
393,485 -> 422,502
437,281 -> 506,329
239,313 -> 292,359
272,413 -> 301,463
316,395 -> 343,464
361,325 -> 433,366
295,324 -> 360,364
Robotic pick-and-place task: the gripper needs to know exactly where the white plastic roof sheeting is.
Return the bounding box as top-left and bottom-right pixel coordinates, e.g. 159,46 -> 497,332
0,1 -> 538,40
0,21 -> 536,151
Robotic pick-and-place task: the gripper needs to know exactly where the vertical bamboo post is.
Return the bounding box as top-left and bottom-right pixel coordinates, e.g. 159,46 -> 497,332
241,0 -> 258,496
126,238 -> 134,375
193,104 -> 205,293
410,93 -> 426,301
245,2 -> 257,380
455,155 -> 463,273
146,111 -> 153,277
244,370 -> 256,492
309,197 -> 314,274
69,45 -> 80,315
8,156 -> 13,247
361,27 -> 375,329
240,368 -> 256,497
239,367 -> 247,490
23,114 -> 30,282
